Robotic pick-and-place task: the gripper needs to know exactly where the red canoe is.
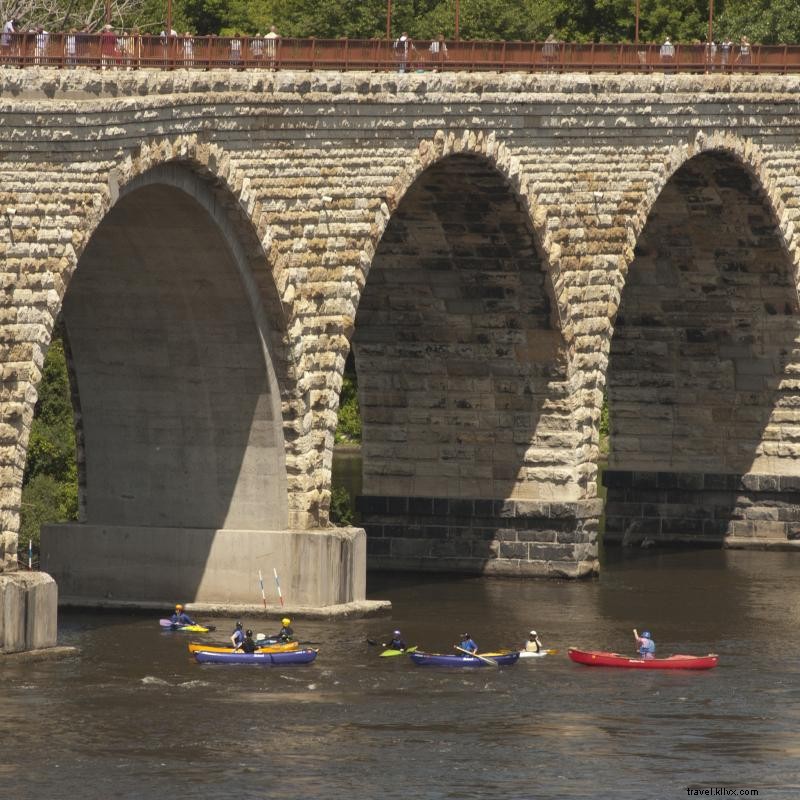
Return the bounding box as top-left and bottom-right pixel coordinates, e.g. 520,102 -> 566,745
568,648 -> 718,670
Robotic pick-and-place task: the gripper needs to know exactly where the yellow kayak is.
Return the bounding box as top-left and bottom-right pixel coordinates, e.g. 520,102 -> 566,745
187,641 -> 299,654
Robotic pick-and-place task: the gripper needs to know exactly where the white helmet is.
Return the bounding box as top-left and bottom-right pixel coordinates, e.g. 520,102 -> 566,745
530,630 -> 538,636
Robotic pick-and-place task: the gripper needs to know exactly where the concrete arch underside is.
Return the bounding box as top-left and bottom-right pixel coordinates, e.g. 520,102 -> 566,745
355,154 -> 599,578
40,166 -> 366,607
604,150 -> 800,548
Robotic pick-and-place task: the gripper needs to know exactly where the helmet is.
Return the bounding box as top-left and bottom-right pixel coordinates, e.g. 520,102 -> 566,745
235,621 -> 243,630
245,629 -> 253,636
461,633 -> 470,638
530,630 -> 538,637
281,618 -> 291,626
642,631 -> 651,638
175,604 -> 183,611
393,630 -> 401,636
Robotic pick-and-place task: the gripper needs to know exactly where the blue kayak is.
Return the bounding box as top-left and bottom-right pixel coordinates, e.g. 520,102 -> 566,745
410,650 -> 520,667
194,648 -> 318,665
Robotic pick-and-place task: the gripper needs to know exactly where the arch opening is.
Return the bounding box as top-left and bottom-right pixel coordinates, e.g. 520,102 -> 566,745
353,154 -> 597,577
604,150 -> 800,547
39,172 -> 311,604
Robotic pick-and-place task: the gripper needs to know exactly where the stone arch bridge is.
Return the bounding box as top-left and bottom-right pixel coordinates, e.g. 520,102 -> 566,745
2,69 -> 800,645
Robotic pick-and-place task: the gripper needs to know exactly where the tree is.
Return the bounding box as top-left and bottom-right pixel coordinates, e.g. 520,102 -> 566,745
20,332 -> 78,554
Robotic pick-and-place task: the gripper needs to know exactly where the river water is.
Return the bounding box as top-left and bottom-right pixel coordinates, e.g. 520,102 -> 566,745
4,548 -> 800,799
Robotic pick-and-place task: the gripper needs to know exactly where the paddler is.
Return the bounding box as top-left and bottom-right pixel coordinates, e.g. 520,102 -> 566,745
170,604 -> 196,626
384,630 -> 407,650
524,630 -> 543,653
633,628 -> 656,660
275,617 -> 294,642
230,621 -> 245,649
458,632 -> 478,654
235,628 -> 257,654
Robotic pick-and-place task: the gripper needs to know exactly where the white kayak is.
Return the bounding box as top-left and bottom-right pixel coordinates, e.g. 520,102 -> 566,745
519,650 -> 550,659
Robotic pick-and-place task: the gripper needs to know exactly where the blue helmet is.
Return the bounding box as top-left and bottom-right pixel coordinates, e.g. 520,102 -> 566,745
642,630 -> 651,638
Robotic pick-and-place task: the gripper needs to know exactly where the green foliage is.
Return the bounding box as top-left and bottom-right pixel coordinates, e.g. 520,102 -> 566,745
20,474 -> 78,548
716,0 -> 800,45
335,371 -> 362,445
329,485 -> 355,525
20,333 -> 78,553
600,391 -> 610,456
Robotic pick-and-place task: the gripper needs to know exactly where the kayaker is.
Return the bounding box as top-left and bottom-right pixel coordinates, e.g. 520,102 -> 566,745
275,617 -> 294,641
170,604 -> 196,626
458,633 -> 478,653
236,628 -> 257,654
524,630 -> 543,653
230,621 -> 245,648
633,628 -> 656,659
384,630 -> 407,650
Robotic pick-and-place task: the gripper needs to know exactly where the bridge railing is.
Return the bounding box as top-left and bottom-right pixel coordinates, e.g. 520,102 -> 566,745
3,33 -> 800,73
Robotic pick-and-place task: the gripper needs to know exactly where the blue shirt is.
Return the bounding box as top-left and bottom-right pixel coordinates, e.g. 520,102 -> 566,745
638,636 -> 656,657
231,628 -> 245,646
171,612 -> 195,625
460,638 -> 478,653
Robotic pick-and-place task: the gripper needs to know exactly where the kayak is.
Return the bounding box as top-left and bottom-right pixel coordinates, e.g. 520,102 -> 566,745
519,650 -> 549,659
160,619 -> 214,633
379,646 -> 418,657
568,648 -> 718,670
410,650 -> 520,667
187,641 -> 299,654
194,648 -> 318,665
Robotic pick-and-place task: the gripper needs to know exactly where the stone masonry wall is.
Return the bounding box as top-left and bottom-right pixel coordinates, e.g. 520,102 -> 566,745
4,70 -> 800,573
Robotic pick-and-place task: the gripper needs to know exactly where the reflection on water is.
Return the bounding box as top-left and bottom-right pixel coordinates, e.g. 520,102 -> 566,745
4,549 -> 800,798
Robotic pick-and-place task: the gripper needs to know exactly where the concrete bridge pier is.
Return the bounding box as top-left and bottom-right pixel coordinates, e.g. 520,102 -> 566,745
0,572 -> 58,654
41,524 -> 367,608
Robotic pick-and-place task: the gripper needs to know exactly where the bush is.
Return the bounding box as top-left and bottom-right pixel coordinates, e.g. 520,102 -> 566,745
335,372 -> 362,444
330,486 -> 355,526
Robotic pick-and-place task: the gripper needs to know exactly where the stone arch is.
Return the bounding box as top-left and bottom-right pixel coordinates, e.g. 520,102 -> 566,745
619,133 -> 800,319
604,136 -> 800,547
48,156 -> 292,535
351,144 -> 594,577
366,130 -> 570,338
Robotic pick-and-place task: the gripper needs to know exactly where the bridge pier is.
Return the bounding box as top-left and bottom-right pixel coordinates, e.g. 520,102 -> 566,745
41,525 -> 369,610
0,572 -> 58,654
603,470 -> 800,548
359,495 -> 601,577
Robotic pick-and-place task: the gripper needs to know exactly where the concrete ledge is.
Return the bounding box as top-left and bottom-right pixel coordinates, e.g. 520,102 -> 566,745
0,572 -> 58,653
1,645 -> 78,662
724,537 -> 800,552
42,524 -> 369,608
369,556 -> 599,579
57,597 -> 391,618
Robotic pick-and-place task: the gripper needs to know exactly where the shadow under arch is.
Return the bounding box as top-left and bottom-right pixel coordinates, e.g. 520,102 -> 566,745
41,161 -> 296,603
603,148 -> 800,548
353,152 -> 598,578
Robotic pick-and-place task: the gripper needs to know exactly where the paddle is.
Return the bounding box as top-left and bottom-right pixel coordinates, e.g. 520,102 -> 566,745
456,645 -> 499,667
159,618 -> 215,632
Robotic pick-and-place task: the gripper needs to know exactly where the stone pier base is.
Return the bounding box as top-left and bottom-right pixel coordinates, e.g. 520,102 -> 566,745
604,470 -> 800,546
41,524 -> 368,608
359,495 -> 601,578
0,572 -> 58,654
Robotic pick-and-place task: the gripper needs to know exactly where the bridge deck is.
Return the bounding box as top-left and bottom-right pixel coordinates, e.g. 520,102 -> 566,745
1,35 -> 799,74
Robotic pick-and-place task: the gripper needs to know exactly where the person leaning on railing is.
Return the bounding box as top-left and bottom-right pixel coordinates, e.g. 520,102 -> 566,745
429,33 -> 447,71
